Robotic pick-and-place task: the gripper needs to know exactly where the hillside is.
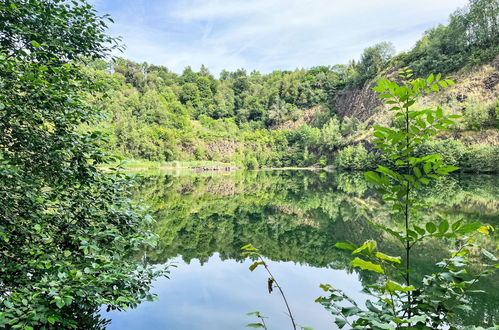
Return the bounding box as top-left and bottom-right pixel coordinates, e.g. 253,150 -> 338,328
86,0 -> 498,172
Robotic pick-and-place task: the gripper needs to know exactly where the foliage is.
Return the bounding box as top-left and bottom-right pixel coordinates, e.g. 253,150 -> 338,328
242,244 -> 299,330
137,170 -> 498,326
317,71 -> 497,328
350,42 -> 395,87
334,144 -> 375,171
0,0 -> 167,328
462,98 -> 498,130
246,311 -> 269,329
79,0 -> 498,171
398,0 -> 499,76
461,144 -> 499,173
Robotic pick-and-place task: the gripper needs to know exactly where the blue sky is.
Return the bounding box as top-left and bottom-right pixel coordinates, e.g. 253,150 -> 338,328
91,0 -> 469,75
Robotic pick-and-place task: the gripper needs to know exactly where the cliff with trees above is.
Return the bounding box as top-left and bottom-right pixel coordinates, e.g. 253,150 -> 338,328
87,0 -> 498,172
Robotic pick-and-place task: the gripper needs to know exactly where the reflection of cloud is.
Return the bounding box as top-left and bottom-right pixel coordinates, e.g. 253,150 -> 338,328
93,0 -> 468,75
105,254 -> 368,329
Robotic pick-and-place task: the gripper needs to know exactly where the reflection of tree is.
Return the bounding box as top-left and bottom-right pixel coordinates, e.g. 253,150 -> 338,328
135,171 -> 498,326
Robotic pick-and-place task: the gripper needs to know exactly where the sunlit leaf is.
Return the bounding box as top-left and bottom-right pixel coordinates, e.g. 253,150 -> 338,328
351,257 -> 384,274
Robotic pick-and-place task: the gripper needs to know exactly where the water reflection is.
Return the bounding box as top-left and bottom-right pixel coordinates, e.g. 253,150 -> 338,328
107,170 -> 498,328
107,254 -> 368,329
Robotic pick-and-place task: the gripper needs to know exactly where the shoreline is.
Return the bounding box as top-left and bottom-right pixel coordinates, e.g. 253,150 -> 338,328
100,163 -> 333,172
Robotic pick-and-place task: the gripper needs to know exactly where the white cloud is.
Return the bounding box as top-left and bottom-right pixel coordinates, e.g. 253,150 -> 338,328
95,0 -> 469,75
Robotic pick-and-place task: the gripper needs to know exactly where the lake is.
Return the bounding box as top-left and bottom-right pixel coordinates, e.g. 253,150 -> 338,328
105,170 -> 499,329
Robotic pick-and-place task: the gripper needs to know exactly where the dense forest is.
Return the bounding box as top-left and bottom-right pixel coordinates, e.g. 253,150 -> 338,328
87,0 -> 498,172
2,0 -> 498,328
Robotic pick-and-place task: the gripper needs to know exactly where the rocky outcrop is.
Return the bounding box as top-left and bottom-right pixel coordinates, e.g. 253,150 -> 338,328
334,82 -> 383,122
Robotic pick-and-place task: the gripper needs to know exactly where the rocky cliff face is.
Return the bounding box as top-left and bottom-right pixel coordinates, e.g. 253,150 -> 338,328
334,56 -> 499,145
335,81 -> 383,122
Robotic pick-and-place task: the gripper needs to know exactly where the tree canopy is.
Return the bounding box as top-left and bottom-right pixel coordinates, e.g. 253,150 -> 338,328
0,0 -> 166,328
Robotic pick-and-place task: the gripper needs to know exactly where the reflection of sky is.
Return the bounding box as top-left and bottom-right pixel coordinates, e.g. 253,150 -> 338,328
104,254 -> 367,329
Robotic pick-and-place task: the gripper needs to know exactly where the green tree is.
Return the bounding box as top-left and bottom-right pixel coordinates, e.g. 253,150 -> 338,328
0,0 -> 167,328
318,70 -> 497,328
355,42 -> 395,85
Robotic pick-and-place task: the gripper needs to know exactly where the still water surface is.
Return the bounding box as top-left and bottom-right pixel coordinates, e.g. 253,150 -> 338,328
106,170 -> 499,329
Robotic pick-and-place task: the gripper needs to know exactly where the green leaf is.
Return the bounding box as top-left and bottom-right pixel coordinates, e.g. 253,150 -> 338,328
427,113 -> 434,124
407,315 -> 427,324
442,165 -> 459,173
385,281 -> 414,292
249,261 -> 265,271
351,257 -> 384,274
436,107 -> 443,118
377,166 -> 399,180
341,306 -> 361,317
31,40 -> 41,48
455,222 -> 482,234
364,171 -> 381,185
423,162 -> 432,174
55,298 -> 65,308
481,249 -> 497,261
334,242 -> 357,251
241,244 -> 257,251
425,222 -> 437,234
438,220 -> 449,233
438,81 -> 448,88
452,219 -> 463,231
375,252 -> 401,264
365,300 -> 380,312
47,317 -> 56,324
246,323 -> 265,328
334,318 -> 347,329
413,225 -> 425,236
352,240 -> 377,255
299,326 -> 314,330
403,100 -> 415,108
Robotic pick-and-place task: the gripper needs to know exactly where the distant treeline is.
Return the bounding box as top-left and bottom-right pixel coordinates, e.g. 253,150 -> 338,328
85,0 -> 498,171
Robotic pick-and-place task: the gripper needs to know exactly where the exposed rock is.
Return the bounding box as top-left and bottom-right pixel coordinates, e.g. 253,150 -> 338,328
206,140 -> 241,158
483,72 -> 499,90
334,82 -> 383,122
274,105 -> 327,130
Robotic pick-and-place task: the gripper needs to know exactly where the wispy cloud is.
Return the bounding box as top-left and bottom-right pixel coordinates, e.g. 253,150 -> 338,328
93,0 -> 469,75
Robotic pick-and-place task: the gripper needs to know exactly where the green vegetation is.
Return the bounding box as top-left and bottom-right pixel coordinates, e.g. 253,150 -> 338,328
82,0 -> 498,172
0,0 -> 167,328
396,0 -> 498,76
1,0 -> 497,328
135,170 -> 498,327
316,71 -> 497,328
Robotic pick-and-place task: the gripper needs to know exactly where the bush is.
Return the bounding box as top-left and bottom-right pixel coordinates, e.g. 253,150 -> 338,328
243,156 -> 259,169
414,139 -> 464,166
335,144 -> 374,171
340,116 -> 360,136
460,144 -> 499,173
321,117 -> 344,150
462,98 -> 497,130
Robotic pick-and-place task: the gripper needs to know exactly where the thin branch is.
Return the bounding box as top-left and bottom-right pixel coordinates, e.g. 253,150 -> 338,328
259,256 -> 297,330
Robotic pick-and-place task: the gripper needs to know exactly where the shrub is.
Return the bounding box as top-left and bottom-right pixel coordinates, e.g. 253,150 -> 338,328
335,144 -> 373,171
461,144 -> 499,173
414,139 -> 464,166
243,156 -> 259,169
462,98 -> 497,130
